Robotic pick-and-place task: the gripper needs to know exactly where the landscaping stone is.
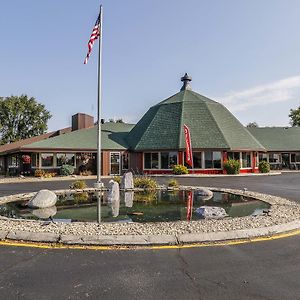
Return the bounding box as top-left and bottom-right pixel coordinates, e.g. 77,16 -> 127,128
196,206 -> 228,219
120,172 -> 134,189
28,189 -> 57,208
196,188 -> 213,201
32,206 -> 57,219
107,180 -> 120,203
0,230 -> 8,240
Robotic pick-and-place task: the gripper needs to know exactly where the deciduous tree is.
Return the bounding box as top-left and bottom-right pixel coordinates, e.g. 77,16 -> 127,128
289,106 -> 300,127
0,95 -> 51,144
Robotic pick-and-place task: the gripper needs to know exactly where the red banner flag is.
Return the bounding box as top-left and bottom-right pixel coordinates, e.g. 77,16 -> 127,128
186,190 -> 194,221
183,124 -> 193,167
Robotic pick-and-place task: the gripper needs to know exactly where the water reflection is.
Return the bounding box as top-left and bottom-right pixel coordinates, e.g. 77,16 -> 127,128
124,191 -> 134,208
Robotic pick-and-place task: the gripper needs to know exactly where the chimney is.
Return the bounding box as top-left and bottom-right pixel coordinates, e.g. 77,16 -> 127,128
72,113 -> 94,131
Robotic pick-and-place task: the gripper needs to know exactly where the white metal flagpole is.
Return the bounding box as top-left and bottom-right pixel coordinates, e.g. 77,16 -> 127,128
95,4 -> 104,188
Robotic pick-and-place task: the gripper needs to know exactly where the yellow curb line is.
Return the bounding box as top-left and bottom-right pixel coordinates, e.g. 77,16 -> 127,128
0,229 -> 299,251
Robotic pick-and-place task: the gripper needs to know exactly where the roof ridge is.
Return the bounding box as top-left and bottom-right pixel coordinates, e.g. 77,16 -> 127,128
178,91 -> 185,149
203,101 -> 231,149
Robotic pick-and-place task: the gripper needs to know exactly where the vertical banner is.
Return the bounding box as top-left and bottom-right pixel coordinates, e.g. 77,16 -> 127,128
186,190 -> 194,221
183,124 -> 193,167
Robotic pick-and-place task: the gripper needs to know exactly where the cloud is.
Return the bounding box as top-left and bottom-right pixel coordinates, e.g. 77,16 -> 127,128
216,76 -> 300,112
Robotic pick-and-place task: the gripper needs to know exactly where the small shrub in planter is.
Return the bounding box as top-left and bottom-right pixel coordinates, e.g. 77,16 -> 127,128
71,180 -> 87,189
224,159 -> 240,174
168,179 -> 179,188
60,164 -> 75,176
172,164 -> 189,175
133,176 -> 157,190
258,161 -> 270,173
34,169 -> 45,177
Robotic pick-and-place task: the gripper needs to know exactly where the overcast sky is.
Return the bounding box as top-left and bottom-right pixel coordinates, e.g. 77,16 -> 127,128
1,0 -> 300,131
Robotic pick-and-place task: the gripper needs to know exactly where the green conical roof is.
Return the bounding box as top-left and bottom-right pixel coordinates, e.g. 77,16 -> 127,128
127,89 -> 265,151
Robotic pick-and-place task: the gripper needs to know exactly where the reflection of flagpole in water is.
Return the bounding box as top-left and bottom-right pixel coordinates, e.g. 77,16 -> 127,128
96,191 -> 102,223
186,190 -> 194,221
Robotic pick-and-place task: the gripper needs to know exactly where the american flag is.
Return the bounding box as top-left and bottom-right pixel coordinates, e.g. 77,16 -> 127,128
84,13 -> 101,64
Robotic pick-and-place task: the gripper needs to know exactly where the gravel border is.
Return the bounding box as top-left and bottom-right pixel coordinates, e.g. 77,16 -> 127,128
0,187 -> 300,246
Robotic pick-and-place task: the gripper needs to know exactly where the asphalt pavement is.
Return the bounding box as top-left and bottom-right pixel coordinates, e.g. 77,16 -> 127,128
0,173 -> 300,299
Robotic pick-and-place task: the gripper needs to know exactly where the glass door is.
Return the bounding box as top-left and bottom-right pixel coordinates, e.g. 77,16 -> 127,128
110,152 -> 120,175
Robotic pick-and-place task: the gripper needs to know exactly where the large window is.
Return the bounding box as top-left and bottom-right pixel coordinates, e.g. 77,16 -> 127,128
41,153 -> 54,167
259,153 -> 268,162
31,154 -> 39,168
291,153 -> 300,163
144,153 -> 159,169
56,153 -> 75,166
161,152 -> 178,169
227,152 -> 240,161
242,152 -> 252,168
269,153 -> 281,164
144,152 -> 178,169
205,151 -> 222,169
122,152 -> 129,170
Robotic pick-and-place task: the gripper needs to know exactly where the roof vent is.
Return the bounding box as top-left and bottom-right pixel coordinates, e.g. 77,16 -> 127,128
180,73 -> 192,91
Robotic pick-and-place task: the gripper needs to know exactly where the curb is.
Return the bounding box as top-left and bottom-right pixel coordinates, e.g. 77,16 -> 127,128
2,220 -> 300,246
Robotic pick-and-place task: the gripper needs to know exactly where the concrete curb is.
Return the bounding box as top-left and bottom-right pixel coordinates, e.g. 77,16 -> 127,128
2,220 -> 300,246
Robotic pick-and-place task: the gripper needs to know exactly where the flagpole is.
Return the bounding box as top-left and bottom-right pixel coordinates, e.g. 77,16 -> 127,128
95,4 -> 103,188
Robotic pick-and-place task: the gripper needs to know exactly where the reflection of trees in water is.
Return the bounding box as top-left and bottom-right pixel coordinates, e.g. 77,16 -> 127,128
134,191 -> 157,203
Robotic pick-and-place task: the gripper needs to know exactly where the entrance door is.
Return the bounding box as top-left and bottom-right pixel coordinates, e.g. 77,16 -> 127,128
110,152 -> 120,175
282,153 -> 290,169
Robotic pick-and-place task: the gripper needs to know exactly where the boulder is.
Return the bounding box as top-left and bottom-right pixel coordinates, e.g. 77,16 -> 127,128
28,190 -> 57,208
32,206 -> 57,219
120,172 -> 134,189
107,180 -> 120,203
196,188 -> 213,201
196,206 -> 228,219
124,191 -> 134,208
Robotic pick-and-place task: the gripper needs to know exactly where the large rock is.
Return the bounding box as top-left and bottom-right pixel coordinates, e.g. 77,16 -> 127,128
120,172 -> 134,189
28,190 -> 57,208
107,180 -> 120,203
196,206 -> 228,219
32,206 -> 57,219
124,191 -> 134,208
196,188 -> 213,201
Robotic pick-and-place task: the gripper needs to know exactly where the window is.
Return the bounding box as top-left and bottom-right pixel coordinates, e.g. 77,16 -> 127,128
144,153 -> 159,169
8,155 -> 18,167
161,152 -> 178,169
122,153 -> 129,170
259,153 -> 268,162
41,153 -> 54,167
31,154 -> 39,168
242,152 -> 252,168
291,153 -> 300,163
227,152 -> 240,161
205,151 -> 222,169
269,153 -> 281,164
193,152 -> 202,169
56,153 -> 75,166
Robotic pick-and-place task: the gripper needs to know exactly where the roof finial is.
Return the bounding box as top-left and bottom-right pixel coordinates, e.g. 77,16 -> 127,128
180,73 -> 192,91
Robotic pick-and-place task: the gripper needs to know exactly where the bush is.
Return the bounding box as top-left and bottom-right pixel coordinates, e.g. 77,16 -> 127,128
71,180 -> 87,189
258,161 -> 270,173
34,169 -> 45,177
172,164 -> 189,175
133,176 -> 157,190
224,159 -> 240,174
168,179 -> 179,188
60,164 -> 75,176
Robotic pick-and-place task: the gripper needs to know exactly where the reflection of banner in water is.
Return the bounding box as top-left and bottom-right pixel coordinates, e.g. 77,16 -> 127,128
186,191 -> 194,221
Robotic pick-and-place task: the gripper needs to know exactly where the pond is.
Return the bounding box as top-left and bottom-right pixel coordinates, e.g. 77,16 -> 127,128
0,190 -> 270,223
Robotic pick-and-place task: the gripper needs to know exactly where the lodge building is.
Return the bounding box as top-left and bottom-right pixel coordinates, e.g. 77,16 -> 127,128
1,74 -> 300,176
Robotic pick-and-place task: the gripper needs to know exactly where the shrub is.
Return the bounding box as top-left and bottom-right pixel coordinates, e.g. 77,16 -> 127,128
73,192 -> 89,203
71,180 -> 87,189
134,190 -> 157,202
172,164 -> 189,175
60,164 -> 75,176
34,169 -> 45,177
259,161 -> 270,173
168,179 -> 179,188
224,159 -> 240,174
133,176 -> 157,190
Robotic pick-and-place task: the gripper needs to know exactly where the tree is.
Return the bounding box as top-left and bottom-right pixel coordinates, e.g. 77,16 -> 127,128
246,122 -> 259,128
0,95 -> 52,144
289,106 -> 300,127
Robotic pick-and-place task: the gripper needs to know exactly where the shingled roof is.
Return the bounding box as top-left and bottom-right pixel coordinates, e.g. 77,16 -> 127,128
126,78 -> 265,151
248,127 -> 300,151
22,122 -> 135,151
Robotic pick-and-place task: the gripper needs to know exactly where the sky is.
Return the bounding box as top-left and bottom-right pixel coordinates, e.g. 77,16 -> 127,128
1,0 -> 300,131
